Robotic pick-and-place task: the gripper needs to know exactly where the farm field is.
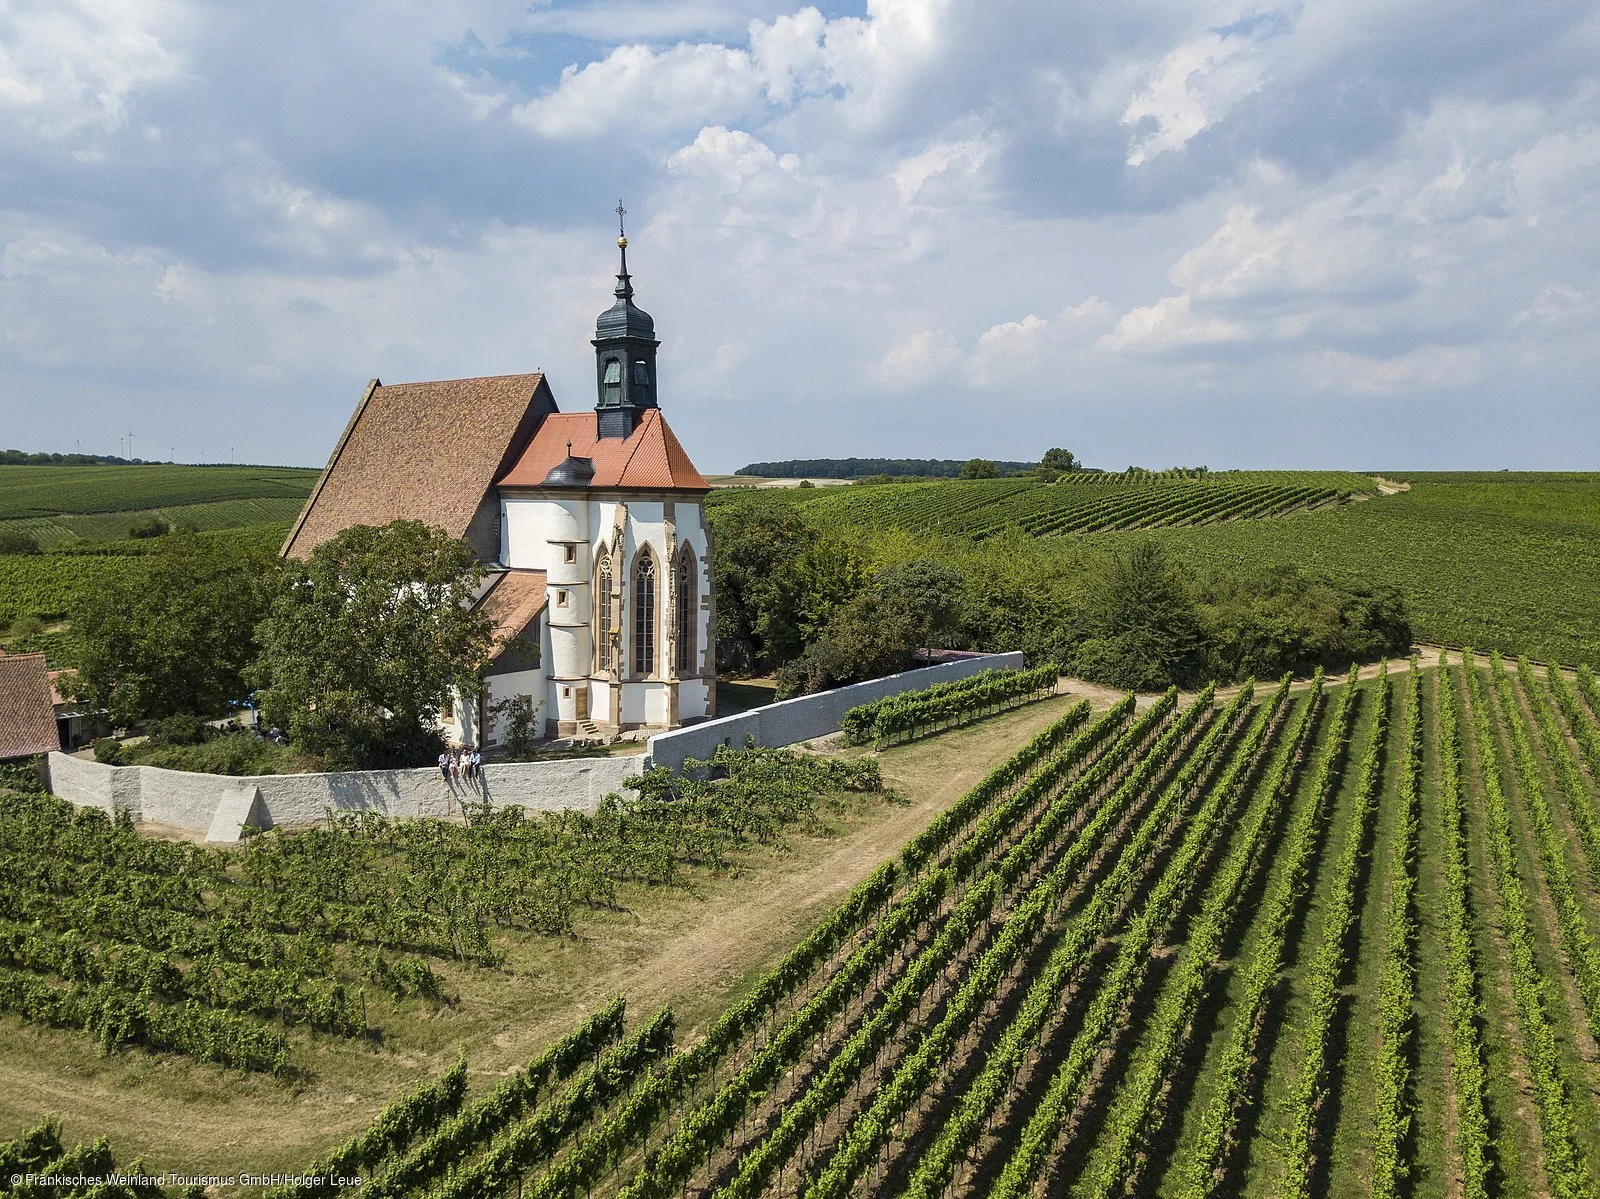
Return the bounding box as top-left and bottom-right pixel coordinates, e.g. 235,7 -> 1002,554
0,693 -> 1089,1187
1117,472 -> 1600,669
15,653 -> 1600,1198
0,464 -> 313,634
0,464 -> 317,521
712,470 -> 1379,537
709,469 -> 1600,672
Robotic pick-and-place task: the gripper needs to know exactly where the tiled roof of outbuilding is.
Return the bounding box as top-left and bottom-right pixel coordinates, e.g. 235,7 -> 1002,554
282,373 -> 555,559
474,569 -> 548,660
498,409 -> 709,492
0,652 -> 58,760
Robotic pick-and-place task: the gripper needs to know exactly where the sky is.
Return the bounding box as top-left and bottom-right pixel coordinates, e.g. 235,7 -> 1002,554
1,0 -> 1597,472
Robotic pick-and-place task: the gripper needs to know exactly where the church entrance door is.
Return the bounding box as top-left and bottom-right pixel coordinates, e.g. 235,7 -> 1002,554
576,687 -> 590,722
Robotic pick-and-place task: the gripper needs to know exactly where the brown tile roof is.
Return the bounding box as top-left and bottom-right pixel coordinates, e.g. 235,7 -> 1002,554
282,373 -> 556,559
473,569 -> 548,660
498,409 -> 710,492
0,652 -> 58,759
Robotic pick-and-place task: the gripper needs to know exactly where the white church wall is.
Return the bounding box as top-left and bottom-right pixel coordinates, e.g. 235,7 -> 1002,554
483,667 -> 547,744
589,679 -> 613,724
677,679 -> 709,723
46,751 -> 644,843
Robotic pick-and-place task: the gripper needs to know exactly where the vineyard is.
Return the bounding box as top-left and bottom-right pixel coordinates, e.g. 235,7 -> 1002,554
0,749 -> 885,1073
840,664 -> 1060,746
0,464 -> 317,632
1138,472 -> 1600,668
80,649 -> 1589,1199
0,465 -> 317,522
707,470 -> 1378,540
3,498 -> 309,550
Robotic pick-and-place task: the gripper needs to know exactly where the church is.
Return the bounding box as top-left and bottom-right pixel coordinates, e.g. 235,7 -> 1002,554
282,222 -> 716,744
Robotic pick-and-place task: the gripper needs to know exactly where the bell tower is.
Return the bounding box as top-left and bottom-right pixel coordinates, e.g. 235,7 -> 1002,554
593,202 -> 661,439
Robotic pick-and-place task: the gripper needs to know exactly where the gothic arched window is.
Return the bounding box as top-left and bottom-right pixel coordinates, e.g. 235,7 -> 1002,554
633,550 -> 657,676
674,545 -> 696,674
596,551 -> 615,673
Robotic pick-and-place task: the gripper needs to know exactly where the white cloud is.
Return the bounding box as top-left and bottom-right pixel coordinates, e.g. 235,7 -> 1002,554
1099,294 -> 1248,353
511,41 -> 764,138
1309,345 -> 1483,393
872,327 -> 960,389
0,0 -> 184,136
1121,27 -> 1272,166
5,0 -> 1600,468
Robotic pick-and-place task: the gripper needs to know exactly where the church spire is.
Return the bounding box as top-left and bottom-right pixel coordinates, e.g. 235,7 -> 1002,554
593,201 -> 660,439
614,200 -> 634,302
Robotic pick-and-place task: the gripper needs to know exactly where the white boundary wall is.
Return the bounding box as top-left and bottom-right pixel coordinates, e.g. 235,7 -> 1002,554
44,651 -> 1025,841
646,652 -> 1026,770
46,751 -> 643,843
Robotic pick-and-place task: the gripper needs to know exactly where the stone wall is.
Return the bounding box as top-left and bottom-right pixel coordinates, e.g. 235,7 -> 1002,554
645,651 -> 1026,770
45,751 -> 644,843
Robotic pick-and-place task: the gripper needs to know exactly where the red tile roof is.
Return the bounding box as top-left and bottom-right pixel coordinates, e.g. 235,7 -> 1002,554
498,409 -> 709,492
283,373 -> 556,559
473,569 -> 548,660
46,669 -> 76,707
0,652 -> 58,759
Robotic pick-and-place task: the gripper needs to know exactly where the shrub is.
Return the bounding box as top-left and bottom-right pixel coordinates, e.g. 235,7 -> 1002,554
129,732 -> 304,776
145,714 -> 209,746
126,517 -> 171,539
0,529 -> 41,555
92,737 -> 125,765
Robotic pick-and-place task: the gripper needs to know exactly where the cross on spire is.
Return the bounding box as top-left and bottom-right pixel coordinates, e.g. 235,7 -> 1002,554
616,200 -> 627,239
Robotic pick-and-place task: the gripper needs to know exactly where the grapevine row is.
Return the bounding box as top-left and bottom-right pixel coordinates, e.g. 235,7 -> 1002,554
847,663 -> 1059,746
1079,673 -> 1325,1199
1277,663 -> 1393,1199
1547,665 -> 1600,792
805,685 -> 1227,1198
613,696 -> 1147,1199
1436,653 -> 1491,1199
1174,667 -> 1358,1199
431,1009 -> 677,1199
1486,652 -> 1600,1041
897,682 -> 1256,1199
711,693 -> 1194,1197
1370,660 -> 1422,1199
1462,654 -> 1590,1199
988,676 -> 1296,1199
356,999 -> 626,1198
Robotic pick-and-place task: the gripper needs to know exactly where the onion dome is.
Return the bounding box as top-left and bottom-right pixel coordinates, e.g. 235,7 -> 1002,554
542,441 -> 596,488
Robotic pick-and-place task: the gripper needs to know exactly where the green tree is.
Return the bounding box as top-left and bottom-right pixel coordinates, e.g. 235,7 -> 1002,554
252,521 -> 493,769
1040,447 -> 1077,472
707,499 -> 819,671
69,533 -> 275,725
958,458 -> 999,479
1072,541 -> 1205,690
774,559 -> 970,696
0,529 -> 40,555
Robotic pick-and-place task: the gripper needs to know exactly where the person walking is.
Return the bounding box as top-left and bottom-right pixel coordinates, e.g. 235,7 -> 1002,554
438,750 -> 450,783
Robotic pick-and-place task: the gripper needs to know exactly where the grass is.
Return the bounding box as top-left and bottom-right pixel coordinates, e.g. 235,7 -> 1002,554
0,691 -> 1092,1189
